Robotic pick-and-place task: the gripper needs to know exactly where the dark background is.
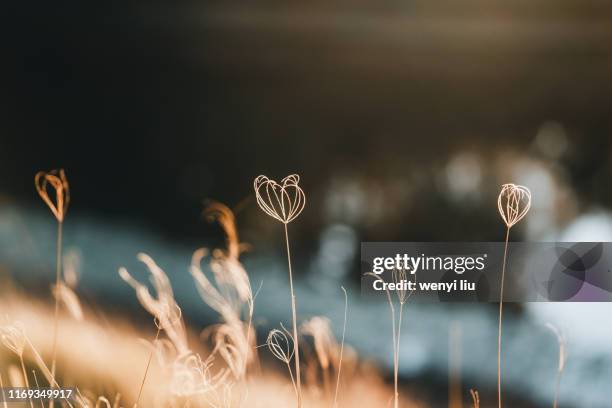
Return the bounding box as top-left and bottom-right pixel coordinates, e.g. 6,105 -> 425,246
2,2 -> 612,406
2,0 -> 612,254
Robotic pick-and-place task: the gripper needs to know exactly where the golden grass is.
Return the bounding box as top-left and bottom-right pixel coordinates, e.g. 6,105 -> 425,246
0,173 -> 568,408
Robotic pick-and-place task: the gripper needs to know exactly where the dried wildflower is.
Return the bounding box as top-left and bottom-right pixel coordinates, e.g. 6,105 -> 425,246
496,182 -> 531,408
254,174 -> 305,407
35,169 -> 70,390
266,326 -> 298,397
35,169 -> 70,223
266,327 -> 294,365
254,175 -> 305,224
497,183 -> 531,228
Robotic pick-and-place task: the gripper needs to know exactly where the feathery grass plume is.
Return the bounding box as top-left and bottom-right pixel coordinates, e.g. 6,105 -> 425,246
470,389 -> 480,408
496,183 -> 531,408
546,323 -> 566,408
120,253 -> 226,402
254,174 -> 305,408
366,269 -> 414,408
0,321 -> 33,408
35,169 -> 69,393
191,201 -> 256,381
300,317 -> 334,396
119,254 -> 188,356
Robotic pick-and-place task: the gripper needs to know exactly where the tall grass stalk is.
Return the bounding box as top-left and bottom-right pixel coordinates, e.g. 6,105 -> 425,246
496,183 -> 531,408
33,370 -> 44,408
332,287 -> 348,408
366,269 -> 412,408
135,324 -> 162,407
448,323 -> 462,408
254,174 -> 305,408
0,373 -> 7,408
283,222 -> 302,406
34,169 -> 69,405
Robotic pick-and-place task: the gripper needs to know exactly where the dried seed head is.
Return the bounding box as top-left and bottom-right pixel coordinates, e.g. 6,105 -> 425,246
497,183 -> 531,228
392,267 -> 413,305
254,174 -> 305,224
266,327 -> 294,364
35,169 -> 70,222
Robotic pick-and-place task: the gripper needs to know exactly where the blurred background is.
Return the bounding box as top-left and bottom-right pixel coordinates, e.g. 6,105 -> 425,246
2,0 -> 612,407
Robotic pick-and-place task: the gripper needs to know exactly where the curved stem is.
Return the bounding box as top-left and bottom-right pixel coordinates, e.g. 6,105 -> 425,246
135,327 -> 161,407
394,303 -> 404,408
20,356 -> 34,408
0,373 -> 8,408
498,227 -> 510,408
50,222 -> 63,376
284,223 -> 302,408
333,287 -> 348,408
553,371 -> 561,408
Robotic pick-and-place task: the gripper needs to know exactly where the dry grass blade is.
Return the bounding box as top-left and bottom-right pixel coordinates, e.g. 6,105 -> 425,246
52,283 -> 84,321
119,253 -> 188,355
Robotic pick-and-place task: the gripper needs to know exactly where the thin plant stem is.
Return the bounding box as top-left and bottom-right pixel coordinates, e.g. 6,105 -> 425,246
497,227 -> 510,408
286,360 -> 297,398
553,371 -> 561,408
49,221 -> 62,408
333,287 -> 348,408
136,326 -> 161,407
20,355 -> 34,408
394,303 -> 404,408
0,372 -> 8,408
50,222 -> 63,379
33,370 -> 44,408
283,223 -> 302,408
